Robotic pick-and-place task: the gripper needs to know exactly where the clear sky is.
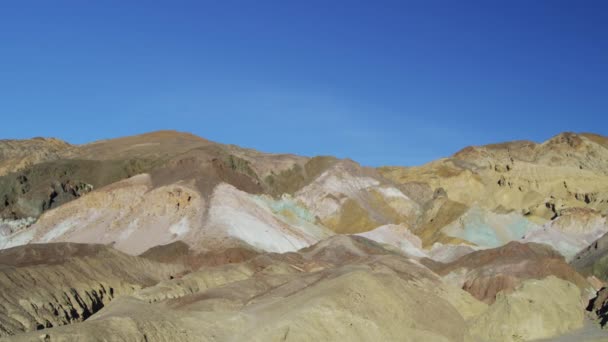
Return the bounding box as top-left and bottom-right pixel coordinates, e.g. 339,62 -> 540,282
0,1 -> 606,166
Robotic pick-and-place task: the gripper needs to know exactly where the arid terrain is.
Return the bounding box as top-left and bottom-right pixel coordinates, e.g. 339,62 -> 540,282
2,131 -> 608,341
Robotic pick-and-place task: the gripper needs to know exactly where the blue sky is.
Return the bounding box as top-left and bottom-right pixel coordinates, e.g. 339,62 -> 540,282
0,1 -> 606,166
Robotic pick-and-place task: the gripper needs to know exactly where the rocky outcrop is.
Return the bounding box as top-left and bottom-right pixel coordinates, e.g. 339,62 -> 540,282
0,159 -> 155,219
441,206 -> 541,248
356,223 -> 428,258
380,132 -> 608,227
5,236 -> 594,342
469,276 -> 585,341
140,240 -> 259,270
522,208 -> 608,260
0,243 -> 184,337
1,131 -> 607,340
0,218 -> 36,241
587,287 -> 608,328
262,156 -> 338,196
0,138 -> 73,177
0,131 -> 308,222
3,131 -> 608,261
432,241 -> 590,303
571,232 -> 608,281
3,236 -> 482,341
294,160 -> 421,233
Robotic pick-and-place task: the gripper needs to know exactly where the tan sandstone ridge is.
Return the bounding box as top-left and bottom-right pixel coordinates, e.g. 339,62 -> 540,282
0,138 -> 74,177
428,241 -> 591,304
469,276 -> 585,341
0,236 -> 591,342
0,243 -> 184,336
380,132 -> 608,247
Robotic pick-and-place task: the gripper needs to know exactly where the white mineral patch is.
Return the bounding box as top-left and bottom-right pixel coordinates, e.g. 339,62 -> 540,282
207,183 -> 332,253
119,219 -> 140,240
295,167 -> 380,219
42,216 -> 79,242
211,204 -> 307,253
169,217 -> 190,237
428,243 -> 478,263
0,226 -> 37,249
357,224 -> 428,258
376,187 -> 410,200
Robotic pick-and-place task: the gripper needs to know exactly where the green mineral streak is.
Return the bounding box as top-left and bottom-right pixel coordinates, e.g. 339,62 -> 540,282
254,195 -> 316,223
454,207 -> 539,248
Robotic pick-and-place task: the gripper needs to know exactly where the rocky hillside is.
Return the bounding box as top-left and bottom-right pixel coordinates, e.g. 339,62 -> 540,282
1,236 -> 590,342
1,130 -> 608,340
1,131 -> 607,260
0,243 -> 184,336
381,132 -> 608,249
0,131 -> 425,256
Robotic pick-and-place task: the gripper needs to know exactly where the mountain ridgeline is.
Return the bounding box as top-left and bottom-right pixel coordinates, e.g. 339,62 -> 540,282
1,130 -> 608,341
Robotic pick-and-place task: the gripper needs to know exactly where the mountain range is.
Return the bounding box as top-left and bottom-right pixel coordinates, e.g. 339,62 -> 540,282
1,130 -> 608,341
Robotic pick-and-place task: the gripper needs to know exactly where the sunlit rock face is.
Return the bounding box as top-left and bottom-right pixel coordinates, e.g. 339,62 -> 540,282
469,276 -> 585,342
2,236 -> 593,342
1,131 -> 608,340
522,208 -> 608,261
294,160 -> 421,234
0,242 -> 184,336
430,241 -> 591,304
441,205 -> 541,248
2,131 -> 608,263
380,133 -> 608,239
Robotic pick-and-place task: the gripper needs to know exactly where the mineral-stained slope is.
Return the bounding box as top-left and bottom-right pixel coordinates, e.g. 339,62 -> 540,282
380,132 -> 608,247
571,231 -> 608,281
0,138 -> 73,177
3,175 -> 335,255
0,236 -> 472,341
0,131 -> 308,222
2,131 -> 608,263
430,241 -> 591,303
440,205 -> 541,248
3,236 -> 592,342
139,240 -> 259,269
469,276 -> 585,342
587,286 -> 608,328
0,243 -> 184,337
0,131 -> 607,340
0,131 -> 422,256
294,160 -> 421,233
356,223 -> 429,258
523,208 -> 608,261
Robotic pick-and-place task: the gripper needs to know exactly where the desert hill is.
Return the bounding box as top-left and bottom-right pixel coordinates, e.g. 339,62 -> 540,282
1,130 -> 608,340
0,236 -> 589,341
